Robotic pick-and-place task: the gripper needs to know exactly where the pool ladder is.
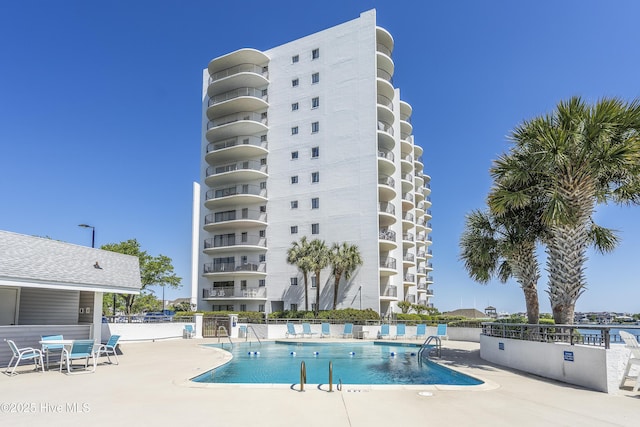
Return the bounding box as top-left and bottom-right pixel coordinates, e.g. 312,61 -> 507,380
298,360 -> 336,392
245,325 -> 262,346
418,335 -> 441,365
217,326 -> 233,349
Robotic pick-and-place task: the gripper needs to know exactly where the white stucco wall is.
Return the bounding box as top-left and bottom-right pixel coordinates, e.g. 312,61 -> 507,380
480,335 -> 630,393
101,322 -> 194,342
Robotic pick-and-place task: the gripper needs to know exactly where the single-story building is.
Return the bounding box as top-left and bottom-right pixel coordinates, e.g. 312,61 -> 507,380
0,230 -> 141,366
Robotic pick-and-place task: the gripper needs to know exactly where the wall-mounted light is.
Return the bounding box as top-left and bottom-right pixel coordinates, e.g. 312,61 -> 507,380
94,262 -> 102,269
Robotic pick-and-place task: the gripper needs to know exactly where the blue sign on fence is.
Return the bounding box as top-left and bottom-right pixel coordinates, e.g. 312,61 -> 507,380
564,351 -> 574,362
499,342 -> 504,350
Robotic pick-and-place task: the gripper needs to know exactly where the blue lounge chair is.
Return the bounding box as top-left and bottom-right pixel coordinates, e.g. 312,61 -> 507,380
414,324 -> 426,340
321,323 -> 331,338
60,340 -> 97,374
41,334 -> 64,368
395,323 -> 406,339
379,324 -> 390,339
95,335 -> 120,365
301,323 -> 318,338
5,339 -> 44,376
286,323 -> 300,338
342,323 -> 354,338
437,324 -> 449,340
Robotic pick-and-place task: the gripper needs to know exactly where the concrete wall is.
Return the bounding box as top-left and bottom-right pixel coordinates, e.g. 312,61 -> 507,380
101,322 -> 194,342
480,335 -> 630,393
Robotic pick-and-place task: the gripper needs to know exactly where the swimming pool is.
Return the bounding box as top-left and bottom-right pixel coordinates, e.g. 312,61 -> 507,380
192,341 -> 482,386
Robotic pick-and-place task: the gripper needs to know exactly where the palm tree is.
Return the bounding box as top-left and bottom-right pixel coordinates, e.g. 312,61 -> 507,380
308,239 -> 331,316
490,97 -> 640,324
330,242 -> 363,310
460,208 -> 543,324
286,237 -> 312,311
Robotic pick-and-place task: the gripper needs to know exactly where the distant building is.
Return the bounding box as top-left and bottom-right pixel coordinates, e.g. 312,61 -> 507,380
192,10 -> 433,317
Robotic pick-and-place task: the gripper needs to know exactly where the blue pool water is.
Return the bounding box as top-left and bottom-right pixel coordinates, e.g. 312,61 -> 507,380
192,341 -> 483,386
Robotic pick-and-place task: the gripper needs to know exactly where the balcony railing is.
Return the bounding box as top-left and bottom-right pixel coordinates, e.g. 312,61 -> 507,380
404,274 -> 415,282
417,267 -> 427,274
380,285 -> 397,297
406,295 -> 416,303
402,173 -> 413,181
377,68 -> 393,84
417,250 -> 426,258
417,283 -> 426,290
203,262 -> 264,274
206,160 -> 267,178
378,175 -> 395,188
378,202 -> 395,215
401,132 -> 411,141
403,212 -> 414,222
208,63 -> 268,83
426,275 -> 434,282
204,209 -> 266,225
207,136 -> 267,153
402,193 -> 413,203
402,154 -> 413,163
403,233 -> 414,242
204,235 -> 266,249
426,289 -> 434,296
379,257 -> 396,269
376,43 -> 392,57
205,184 -> 266,200
416,155 -> 424,164
208,87 -> 267,107
378,150 -> 394,162
403,253 -> 415,263
400,113 -> 411,124
379,229 -> 396,242
377,121 -> 394,136
207,111 -> 267,130
377,94 -> 393,110
203,287 -> 267,299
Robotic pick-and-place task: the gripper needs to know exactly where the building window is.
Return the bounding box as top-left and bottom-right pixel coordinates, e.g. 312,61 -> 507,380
312,48 -> 319,59
261,89 -> 268,97
259,230 -> 265,238
259,254 -> 266,262
312,97 -> 319,109
292,54 -> 299,63
312,197 -> 319,209
258,304 -> 265,312
260,157 -> 267,165
291,102 -> 299,111
240,304 -> 247,312
260,181 -> 267,189
291,226 -> 298,234
291,151 -> 299,160
311,122 -> 319,133
312,172 -> 319,183
290,277 -> 298,286
291,126 -> 298,135
240,280 -> 247,289
290,303 -> 298,311
260,205 -> 266,213
260,134 -> 267,142
291,200 -> 298,209
311,276 -> 317,288
291,176 -> 298,184
312,72 -> 319,84
311,303 -> 317,312
312,223 -> 319,234
258,279 -> 265,287
292,78 -> 299,87
311,146 -> 319,158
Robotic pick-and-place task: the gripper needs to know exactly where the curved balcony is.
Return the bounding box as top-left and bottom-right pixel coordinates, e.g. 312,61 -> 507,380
378,175 -> 396,202
378,202 -> 396,227
204,234 -> 267,254
379,229 -> 398,251
208,63 -> 269,97
206,135 -> 268,164
205,184 -> 267,209
206,112 -> 268,142
423,181 -> 431,196
205,160 -> 268,186
378,127 -> 395,152
424,234 -> 433,247
401,136 -> 412,157
426,248 -> 433,259
400,153 -> 414,174
414,171 -> 424,188
403,252 -> 415,267
207,88 -> 269,119
425,261 -> 433,271
425,275 -> 434,284
416,266 -> 427,277
377,94 -> 394,126
402,192 -> 414,210
377,67 -> 393,84
416,250 -> 426,261
202,286 -> 268,300
204,209 -> 267,232
377,149 -> 395,175
402,232 -> 415,248
377,120 -> 394,137
402,211 -> 414,229
208,48 -> 269,80
414,143 -> 423,158
400,119 -> 412,139
376,26 -> 394,54
379,257 -> 398,276
399,100 -> 412,121
414,189 -> 425,204
422,195 -> 432,209
403,274 -> 415,286
379,285 -> 398,301
424,208 -> 432,220
414,155 -> 424,172
203,261 -> 267,278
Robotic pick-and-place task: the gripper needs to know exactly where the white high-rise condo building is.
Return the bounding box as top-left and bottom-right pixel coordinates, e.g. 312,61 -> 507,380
192,10 -> 433,317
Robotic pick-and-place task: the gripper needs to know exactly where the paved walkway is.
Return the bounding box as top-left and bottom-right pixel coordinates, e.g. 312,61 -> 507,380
1,339 -> 638,426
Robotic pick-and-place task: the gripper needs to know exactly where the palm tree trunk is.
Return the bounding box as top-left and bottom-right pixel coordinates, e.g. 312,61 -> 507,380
303,272 -> 309,311
510,242 -> 540,324
315,270 -> 321,316
332,272 -> 342,310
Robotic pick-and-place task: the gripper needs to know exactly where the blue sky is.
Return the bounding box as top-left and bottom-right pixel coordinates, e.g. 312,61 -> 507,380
1,1 -> 639,314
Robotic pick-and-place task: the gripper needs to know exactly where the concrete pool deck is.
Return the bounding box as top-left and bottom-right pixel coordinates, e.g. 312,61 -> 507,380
1,338 -> 638,426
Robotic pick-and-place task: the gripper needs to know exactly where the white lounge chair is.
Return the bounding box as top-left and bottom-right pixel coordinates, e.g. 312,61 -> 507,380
379,324 -> 390,339
183,325 -> 195,339
5,339 -> 44,376
619,331 -> 640,392
321,323 -> 331,338
395,324 -> 406,339
342,323 -> 354,338
436,324 -> 449,340
95,335 -> 121,365
286,323 -> 301,338
301,323 -> 318,338
60,340 -> 97,374
414,324 -> 427,340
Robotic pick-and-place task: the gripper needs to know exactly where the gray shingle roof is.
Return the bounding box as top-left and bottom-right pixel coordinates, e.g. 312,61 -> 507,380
0,230 -> 141,293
